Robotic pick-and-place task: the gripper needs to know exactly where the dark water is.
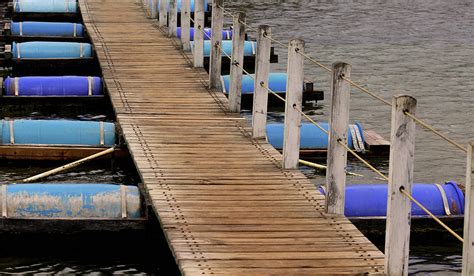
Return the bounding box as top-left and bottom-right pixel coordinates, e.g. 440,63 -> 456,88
227,0 -> 472,274
1,0 -> 472,274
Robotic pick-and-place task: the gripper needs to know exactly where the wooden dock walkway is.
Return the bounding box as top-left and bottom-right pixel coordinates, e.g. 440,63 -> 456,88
79,0 -> 385,274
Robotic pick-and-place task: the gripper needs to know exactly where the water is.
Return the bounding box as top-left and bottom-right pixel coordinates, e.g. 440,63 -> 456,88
226,0 -> 473,274
0,162 -> 179,274
1,0 -> 472,273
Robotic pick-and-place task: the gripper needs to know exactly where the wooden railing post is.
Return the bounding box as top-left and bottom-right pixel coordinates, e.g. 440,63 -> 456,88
159,0 -> 168,27
385,95 -> 417,276
325,62 -> 351,215
252,25 -> 271,139
282,39 -> 304,169
228,12 -> 246,113
151,0 -> 158,19
181,0 -> 191,51
168,0 -> 178,37
193,0 -> 205,67
462,140 -> 474,275
209,0 -> 224,89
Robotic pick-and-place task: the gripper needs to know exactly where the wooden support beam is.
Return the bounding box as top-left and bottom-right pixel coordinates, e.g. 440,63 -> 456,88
159,0 -> 168,27
168,0 -> 178,37
463,140 -> 474,275
385,95 -> 417,276
209,0 -> 224,89
252,25 -> 271,139
325,62 -> 351,215
180,0 -> 191,51
193,0 -> 205,67
282,39 -> 304,170
228,12 -> 246,113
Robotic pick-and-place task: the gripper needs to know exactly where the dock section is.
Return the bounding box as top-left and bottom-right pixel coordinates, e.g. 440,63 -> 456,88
79,0 -> 385,274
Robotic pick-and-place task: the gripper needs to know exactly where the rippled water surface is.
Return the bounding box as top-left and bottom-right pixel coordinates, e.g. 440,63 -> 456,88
1,0 -> 472,274
229,0 -> 472,274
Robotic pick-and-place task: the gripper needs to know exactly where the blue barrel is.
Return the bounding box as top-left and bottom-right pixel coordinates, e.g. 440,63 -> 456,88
191,40 -> 256,57
11,21 -> 84,37
13,0 -> 78,13
318,182 -> 464,217
0,120 -> 115,146
266,122 -> 365,150
4,76 -> 102,96
0,184 -> 141,219
177,27 -> 233,41
157,0 -> 209,12
12,42 -> 93,59
221,73 -> 288,94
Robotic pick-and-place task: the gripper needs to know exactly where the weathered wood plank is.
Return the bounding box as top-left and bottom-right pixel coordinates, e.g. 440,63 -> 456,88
78,0 -> 385,273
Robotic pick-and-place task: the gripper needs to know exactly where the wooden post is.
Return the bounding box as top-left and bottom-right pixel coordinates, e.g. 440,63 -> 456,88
462,140 -> 474,275
193,0 -> 205,67
384,95 -> 417,276
228,12 -> 246,113
209,0 -> 224,89
252,25 -> 271,139
151,0 -> 158,19
282,39 -> 305,169
168,0 -> 178,37
181,0 -> 191,51
325,62 -> 352,215
159,0 -> 168,27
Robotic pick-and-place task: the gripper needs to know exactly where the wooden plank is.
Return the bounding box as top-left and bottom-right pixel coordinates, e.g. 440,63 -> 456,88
78,0 -> 385,273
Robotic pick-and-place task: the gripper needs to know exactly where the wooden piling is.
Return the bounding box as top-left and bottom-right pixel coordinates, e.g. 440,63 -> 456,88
282,39 -> 304,169
228,12 -> 246,113
384,95 -> 417,276
325,62 -> 351,215
151,0 -> 158,19
168,0 -> 178,37
180,0 -> 191,51
193,0 -> 205,67
209,0 -> 224,89
252,25 -> 271,139
462,140 -> 474,275
159,0 -> 168,27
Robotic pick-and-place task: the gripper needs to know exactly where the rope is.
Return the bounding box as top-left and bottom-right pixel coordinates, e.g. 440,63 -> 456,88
294,48 -> 332,73
299,159 -> 364,177
400,187 -> 464,243
187,9 -> 464,243
403,111 -> 467,153
293,49 -> 467,153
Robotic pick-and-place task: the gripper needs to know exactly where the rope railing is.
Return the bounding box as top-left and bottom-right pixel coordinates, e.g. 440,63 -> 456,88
205,4 -> 467,244
215,4 -> 468,154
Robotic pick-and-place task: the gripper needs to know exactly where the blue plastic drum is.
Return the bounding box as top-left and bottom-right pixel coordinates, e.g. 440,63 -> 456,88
12,42 -> 93,59
318,182 -> 464,217
177,27 -> 233,41
266,122 -> 365,150
13,0 -> 78,13
221,73 -> 288,94
4,76 -> 102,96
0,184 -> 141,218
191,40 -> 256,57
11,21 -> 84,37
0,120 -> 116,146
